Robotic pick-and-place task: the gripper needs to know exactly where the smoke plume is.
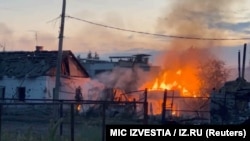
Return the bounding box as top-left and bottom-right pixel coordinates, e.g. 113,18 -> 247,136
95,66 -> 148,92
155,0 -> 246,67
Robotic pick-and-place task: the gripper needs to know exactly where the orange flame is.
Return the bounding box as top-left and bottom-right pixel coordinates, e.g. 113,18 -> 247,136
138,63 -> 203,116
142,68 -> 200,97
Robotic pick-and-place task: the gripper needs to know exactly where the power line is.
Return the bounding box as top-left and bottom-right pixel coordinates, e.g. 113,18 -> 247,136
66,15 -> 250,41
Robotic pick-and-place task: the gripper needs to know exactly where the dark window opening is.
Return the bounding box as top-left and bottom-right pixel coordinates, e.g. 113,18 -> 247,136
17,87 -> 25,101
62,58 -> 70,76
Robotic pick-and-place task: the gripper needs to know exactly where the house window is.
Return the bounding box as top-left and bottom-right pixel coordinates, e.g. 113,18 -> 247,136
0,86 -> 5,101
17,87 -> 26,101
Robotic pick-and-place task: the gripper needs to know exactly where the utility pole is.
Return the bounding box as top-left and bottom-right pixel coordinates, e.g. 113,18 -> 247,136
28,30 -> 39,46
35,32 -> 38,46
55,0 -> 66,100
0,43 -> 5,52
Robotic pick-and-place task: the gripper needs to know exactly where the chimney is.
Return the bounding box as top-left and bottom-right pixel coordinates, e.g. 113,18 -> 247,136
35,46 -> 43,51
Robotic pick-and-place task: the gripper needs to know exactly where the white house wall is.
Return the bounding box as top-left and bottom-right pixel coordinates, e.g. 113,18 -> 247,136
0,75 -> 96,101
0,76 -> 47,101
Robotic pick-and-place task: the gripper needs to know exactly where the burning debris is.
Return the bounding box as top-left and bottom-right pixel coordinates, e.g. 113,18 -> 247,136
76,45 -> 229,125
137,46 -> 228,121
75,47 -> 233,125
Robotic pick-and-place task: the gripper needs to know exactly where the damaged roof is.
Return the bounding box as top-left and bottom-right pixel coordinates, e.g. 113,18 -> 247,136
0,50 -> 89,78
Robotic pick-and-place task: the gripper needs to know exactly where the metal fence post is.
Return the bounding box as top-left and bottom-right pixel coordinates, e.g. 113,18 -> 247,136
143,88 -> 148,124
133,98 -> 136,114
161,89 -> 167,124
59,100 -> 63,137
70,103 -> 74,141
102,102 -> 106,141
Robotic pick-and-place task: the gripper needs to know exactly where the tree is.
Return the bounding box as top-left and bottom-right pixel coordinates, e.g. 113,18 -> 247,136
198,58 -> 230,97
94,52 -> 100,60
182,58 -> 230,121
178,49 -> 230,121
87,51 -> 92,59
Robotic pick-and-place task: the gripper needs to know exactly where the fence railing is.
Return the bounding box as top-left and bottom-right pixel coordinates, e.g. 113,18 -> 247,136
0,99 -> 147,141
0,88 -> 248,141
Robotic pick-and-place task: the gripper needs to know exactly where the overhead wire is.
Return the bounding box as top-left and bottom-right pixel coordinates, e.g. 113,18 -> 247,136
66,15 -> 250,41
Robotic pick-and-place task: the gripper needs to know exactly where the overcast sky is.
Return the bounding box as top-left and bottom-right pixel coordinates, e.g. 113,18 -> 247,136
1,0 -> 250,68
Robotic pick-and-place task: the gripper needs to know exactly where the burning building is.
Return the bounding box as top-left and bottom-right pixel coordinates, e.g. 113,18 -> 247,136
77,45 -> 227,125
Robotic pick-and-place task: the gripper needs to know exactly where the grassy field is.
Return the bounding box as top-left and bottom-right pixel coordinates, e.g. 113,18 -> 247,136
0,104 -> 148,141
2,119 -> 102,141
1,116 -> 146,141
2,127 -> 102,141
